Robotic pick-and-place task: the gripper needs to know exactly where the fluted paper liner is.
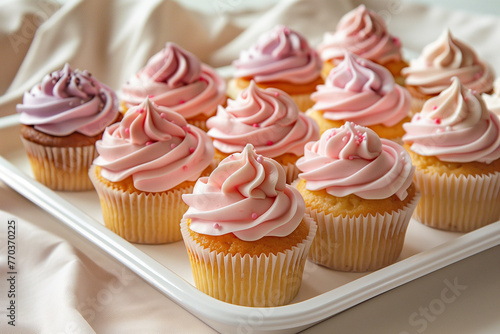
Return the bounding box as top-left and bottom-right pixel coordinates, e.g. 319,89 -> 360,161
282,162 -> 299,185
89,165 -> 192,244
180,216 -> 317,307
306,192 -> 421,272
413,169 -> 500,232
21,137 -> 96,191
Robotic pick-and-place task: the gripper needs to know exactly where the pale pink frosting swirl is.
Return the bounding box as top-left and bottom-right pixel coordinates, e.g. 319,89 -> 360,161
317,5 -> 403,65
93,98 -> 215,192
297,122 -> 414,200
17,63 -> 119,136
403,78 -> 500,164
207,81 -> 319,157
311,52 -> 410,126
402,29 -> 495,95
232,25 -> 322,84
120,42 -> 226,118
182,144 -> 305,241
482,78 -> 500,116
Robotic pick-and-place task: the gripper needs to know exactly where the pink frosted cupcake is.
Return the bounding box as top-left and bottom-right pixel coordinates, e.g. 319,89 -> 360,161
317,5 -> 407,85
403,77 -> 500,232
89,98 -> 215,244
120,42 -> 227,131
207,80 -> 319,183
306,51 -> 411,141
228,25 -> 323,111
17,63 -> 121,191
402,29 -> 495,114
180,144 -> 317,307
295,122 -> 420,272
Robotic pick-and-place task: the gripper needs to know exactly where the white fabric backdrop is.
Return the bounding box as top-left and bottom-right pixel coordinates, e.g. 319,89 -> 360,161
1,0 -> 500,333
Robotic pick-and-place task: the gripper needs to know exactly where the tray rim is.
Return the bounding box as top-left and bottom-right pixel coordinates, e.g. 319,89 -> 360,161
1,115 -> 499,334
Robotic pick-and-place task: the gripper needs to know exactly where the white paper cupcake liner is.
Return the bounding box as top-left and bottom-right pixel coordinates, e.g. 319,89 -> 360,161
89,165 -> 192,244
413,169 -> 500,232
305,192 -> 421,272
282,162 -> 299,185
21,137 -> 96,191
180,216 -> 317,307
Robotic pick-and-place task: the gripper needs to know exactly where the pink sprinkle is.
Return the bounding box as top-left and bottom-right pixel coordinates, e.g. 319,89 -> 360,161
171,143 -> 176,149
179,100 -> 185,104
213,223 -> 220,229
146,141 -> 153,146
148,95 -> 155,98
274,92 -> 280,97
251,213 -> 258,219
392,37 -> 401,47
348,155 -> 355,160
267,140 -> 273,146
464,96 -> 469,102
474,72 -> 483,80
472,90 -> 478,95
137,108 -> 144,114
256,155 -> 264,163
182,125 -> 190,131
283,26 -> 291,34
182,165 -> 188,171
160,113 -> 166,119
252,123 -> 259,128
342,136 -> 348,142
189,147 -> 195,153
434,118 -> 441,124
125,128 -> 130,134
432,105 -> 438,110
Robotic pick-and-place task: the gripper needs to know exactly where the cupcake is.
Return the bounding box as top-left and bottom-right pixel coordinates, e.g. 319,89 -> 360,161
403,77 -> 500,232
16,63 -> 121,191
228,25 -> 323,111
402,29 -> 495,114
295,122 -> 420,272
89,98 -> 215,244
180,144 -> 317,307
120,42 -> 227,131
317,5 -> 407,85
207,80 -> 319,183
306,51 -> 411,141
482,78 -> 500,116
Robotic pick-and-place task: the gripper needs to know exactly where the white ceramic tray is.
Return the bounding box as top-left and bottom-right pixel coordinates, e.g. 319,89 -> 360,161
1,113 -> 499,334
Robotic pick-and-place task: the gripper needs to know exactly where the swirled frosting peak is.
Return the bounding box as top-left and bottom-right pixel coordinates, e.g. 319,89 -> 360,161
317,5 -> 403,65
311,51 -> 410,126
232,25 -> 322,84
120,42 -> 226,118
297,122 -> 414,200
93,98 -> 215,192
402,29 -> 494,95
207,81 -> 319,157
403,77 -> 500,164
182,144 -> 305,241
17,63 -> 119,136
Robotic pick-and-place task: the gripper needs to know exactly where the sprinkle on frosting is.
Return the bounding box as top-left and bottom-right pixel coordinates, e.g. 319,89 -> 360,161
17,63 -> 119,136
233,25 -> 322,84
311,51 -> 410,126
206,81 -> 319,157
93,98 -> 215,192
120,42 -> 226,118
297,122 -> 415,200
317,5 -> 404,65
403,77 -> 500,164
402,29 -> 495,95
182,144 -> 305,241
